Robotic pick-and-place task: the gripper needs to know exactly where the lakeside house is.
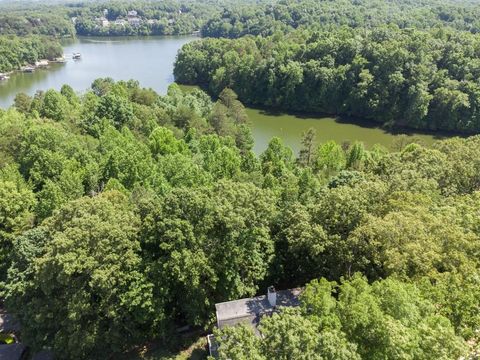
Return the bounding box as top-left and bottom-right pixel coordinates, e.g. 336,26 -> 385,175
208,286 -> 302,357
35,60 -> 49,67
128,17 -> 141,27
98,16 -> 110,27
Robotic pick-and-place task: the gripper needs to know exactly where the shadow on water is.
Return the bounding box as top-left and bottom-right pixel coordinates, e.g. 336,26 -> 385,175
255,106 -> 469,141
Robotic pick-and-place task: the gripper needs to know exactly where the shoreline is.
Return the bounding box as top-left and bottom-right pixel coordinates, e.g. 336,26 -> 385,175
1,57 -> 67,80
177,83 -> 471,140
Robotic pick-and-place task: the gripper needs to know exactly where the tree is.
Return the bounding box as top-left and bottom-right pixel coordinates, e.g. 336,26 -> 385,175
96,93 -> 134,129
0,165 -> 36,280
297,128 -> 316,167
346,142 -> 365,170
40,89 -> 69,122
261,137 -> 294,177
4,191 -> 157,359
314,140 -> 346,176
141,181 -> 275,325
13,93 -> 32,114
148,126 -> 188,158
214,325 -> 264,360
60,84 -> 79,105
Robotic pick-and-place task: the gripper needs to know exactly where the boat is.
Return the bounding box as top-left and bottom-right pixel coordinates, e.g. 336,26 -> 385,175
0,73 -> 10,81
72,53 -> 81,60
22,66 -> 35,73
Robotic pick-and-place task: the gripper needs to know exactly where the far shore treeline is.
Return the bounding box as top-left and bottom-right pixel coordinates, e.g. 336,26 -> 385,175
174,26 -> 480,134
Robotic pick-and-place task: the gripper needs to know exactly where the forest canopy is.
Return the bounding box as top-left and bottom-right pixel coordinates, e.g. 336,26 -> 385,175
0,80 -> 479,358
1,0 -> 480,358
175,26 -> 480,133
4,0 -> 480,37
0,35 -> 63,73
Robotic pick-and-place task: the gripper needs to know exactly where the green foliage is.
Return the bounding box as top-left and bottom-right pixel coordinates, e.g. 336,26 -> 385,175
4,192 -> 157,359
1,77 -> 479,358
175,26 -> 480,133
141,180 -> 275,325
216,276 -> 467,359
0,35 -> 62,72
40,89 -> 70,122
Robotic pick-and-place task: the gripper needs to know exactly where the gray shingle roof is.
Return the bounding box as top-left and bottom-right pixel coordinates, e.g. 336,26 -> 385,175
215,288 -> 302,330
0,313 -> 20,333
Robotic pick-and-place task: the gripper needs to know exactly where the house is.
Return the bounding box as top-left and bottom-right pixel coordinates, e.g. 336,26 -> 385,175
128,17 -> 141,27
98,17 -> 109,27
115,19 -> 126,26
1,309 -> 54,359
35,60 -> 49,67
0,311 -> 20,333
127,10 -> 138,17
208,286 -> 302,357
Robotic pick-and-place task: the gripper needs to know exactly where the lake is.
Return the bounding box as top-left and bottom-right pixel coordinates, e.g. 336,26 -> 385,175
0,35 -> 441,152
0,35 -> 197,108
247,108 -> 442,154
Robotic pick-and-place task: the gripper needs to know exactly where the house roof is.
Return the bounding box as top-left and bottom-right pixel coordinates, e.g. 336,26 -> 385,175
0,343 -> 27,360
0,312 -> 20,333
215,288 -> 302,329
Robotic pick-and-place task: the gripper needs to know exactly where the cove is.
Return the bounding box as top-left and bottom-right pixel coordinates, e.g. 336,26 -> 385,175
247,108 -> 443,154
0,35 -> 443,152
0,35 -> 197,109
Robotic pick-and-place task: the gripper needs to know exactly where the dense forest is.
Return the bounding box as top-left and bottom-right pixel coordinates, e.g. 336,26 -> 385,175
4,0 -> 480,38
71,0 -> 221,36
0,3 -> 75,37
175,26 -> 480,133
0,35 -> 63,73
1,0 -> 480,359
201,0 -> 480,38
1,80 -> 479,358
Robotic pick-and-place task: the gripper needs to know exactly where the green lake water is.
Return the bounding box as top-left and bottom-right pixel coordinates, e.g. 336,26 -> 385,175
0,36 -> 445,152
247,108 -> 442,154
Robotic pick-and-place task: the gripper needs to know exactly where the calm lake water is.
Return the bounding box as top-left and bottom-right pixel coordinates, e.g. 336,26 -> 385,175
0,35 -> 197,108
0,35 -> 442,152
247,108 -> 442,154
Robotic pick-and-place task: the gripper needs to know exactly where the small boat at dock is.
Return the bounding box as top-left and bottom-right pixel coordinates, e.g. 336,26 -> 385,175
72,53 -> 81,60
